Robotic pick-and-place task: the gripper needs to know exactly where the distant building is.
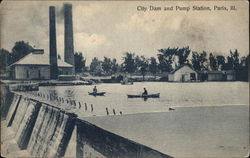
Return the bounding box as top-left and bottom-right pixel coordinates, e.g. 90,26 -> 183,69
8,49 -> 73,80
223,70 -> 236,81
168,64 -> 198,82
207,71 -> 224,81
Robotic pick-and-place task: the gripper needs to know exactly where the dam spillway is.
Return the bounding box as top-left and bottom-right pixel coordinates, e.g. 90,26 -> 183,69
1,84 -> 249,157
1,86 -> 171,158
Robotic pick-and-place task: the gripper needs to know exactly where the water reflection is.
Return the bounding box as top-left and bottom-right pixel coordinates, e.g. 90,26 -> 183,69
65,89 -> 75,98
49,89 -> 58,101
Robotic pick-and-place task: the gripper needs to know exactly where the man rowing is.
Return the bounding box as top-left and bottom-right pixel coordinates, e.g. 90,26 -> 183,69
142,88 -> 148,95
93,86 -> 97,93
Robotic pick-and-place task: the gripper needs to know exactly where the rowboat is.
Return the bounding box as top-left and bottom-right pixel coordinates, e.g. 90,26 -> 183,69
88,92 -> 106,96
121,81 -> 133,85
127,93 -> 160,98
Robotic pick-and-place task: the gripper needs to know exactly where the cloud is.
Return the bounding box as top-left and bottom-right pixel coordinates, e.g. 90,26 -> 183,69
75,32 -> 110,50
1,0 -> 248,65
57,32 -> 111,58
116,13 -> 165,34
73,3 -> 105,33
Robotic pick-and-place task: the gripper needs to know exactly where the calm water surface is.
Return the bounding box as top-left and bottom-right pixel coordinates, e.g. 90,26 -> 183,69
37,82 -> 249,116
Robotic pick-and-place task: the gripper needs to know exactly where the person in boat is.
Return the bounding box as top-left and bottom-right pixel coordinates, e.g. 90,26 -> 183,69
142,88 -> 148,95
93,86 -> 97,93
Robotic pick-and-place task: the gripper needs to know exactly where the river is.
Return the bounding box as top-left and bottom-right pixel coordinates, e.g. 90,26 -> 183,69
35,82 -> 249,116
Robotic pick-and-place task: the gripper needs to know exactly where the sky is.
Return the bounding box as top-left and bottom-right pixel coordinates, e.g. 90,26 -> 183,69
0,0 -> 249,65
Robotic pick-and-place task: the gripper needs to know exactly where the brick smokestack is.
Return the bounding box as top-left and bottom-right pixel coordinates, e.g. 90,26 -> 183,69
64,3 -> 75,74
49,6 -> 58,79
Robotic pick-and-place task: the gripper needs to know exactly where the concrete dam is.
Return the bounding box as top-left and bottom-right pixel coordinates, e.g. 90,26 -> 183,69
1,85 -> 171,158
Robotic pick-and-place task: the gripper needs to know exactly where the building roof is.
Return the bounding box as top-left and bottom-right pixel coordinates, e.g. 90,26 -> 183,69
206,71 -> 224,74
9,52 -> 73,67
169,64 -> 196,74
223,70 -> 235,74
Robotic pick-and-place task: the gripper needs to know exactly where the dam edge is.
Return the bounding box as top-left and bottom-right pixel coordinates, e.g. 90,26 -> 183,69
1,83 -> 172,158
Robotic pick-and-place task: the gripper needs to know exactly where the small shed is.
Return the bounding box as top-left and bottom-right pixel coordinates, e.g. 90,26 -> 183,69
168,64 -> 198,82
207,71 -> 224,81
223,70 -> 236,81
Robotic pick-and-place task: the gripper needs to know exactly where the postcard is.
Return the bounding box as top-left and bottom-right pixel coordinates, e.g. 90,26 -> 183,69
0,0 -> 249,157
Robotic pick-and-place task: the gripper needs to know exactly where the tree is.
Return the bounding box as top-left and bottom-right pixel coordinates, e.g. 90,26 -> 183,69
224,56 -> 234,70
102,57 -> 112,75
136,56 -> 149,81
0,49 -> 11,72
134,55 -> 141,72
191,51 -> 208,71
176,46 -> 190,65
237,55 -> 249,81
10,41 -> 34,64
157,47 -> 177,72
224,49 -> 240,71
74,52 -> 86,73
90,57 -> 102,75
149,57 -> 158,78
122,52 -> 136,75
111,58 -> 119,74
231,49 -> 240,71
216,55 -> 226,71
209,53 -> 218,71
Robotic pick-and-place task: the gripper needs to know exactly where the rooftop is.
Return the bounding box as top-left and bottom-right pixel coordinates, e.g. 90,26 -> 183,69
170,64 -> 196,74
9,52 -> 73,67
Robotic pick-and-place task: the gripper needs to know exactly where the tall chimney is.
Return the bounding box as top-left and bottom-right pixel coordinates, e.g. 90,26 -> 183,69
49,6 -> 58,79
64,3 -> 75,74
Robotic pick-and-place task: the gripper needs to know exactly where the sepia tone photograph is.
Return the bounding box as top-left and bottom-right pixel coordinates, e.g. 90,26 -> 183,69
0,0 -> 249,157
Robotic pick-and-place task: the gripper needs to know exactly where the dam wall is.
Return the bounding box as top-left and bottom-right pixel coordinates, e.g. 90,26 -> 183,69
1,84 -> 14,119
1,88 -> 171,158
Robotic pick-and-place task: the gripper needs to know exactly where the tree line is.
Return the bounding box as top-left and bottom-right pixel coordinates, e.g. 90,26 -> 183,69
0,41 -> 249,81
88,47 -> 249,81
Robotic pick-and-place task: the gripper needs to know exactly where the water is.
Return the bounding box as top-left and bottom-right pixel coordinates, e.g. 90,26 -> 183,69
36,82 -> 249,116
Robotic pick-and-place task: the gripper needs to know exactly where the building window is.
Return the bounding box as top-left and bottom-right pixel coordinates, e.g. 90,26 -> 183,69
38,70 -> 41,78
190,73 -> 196,80
26,70 -> 29,78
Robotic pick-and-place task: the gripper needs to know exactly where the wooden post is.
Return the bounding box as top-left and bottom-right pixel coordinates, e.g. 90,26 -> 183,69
84,103 -> 87,111
78,102 -> 81,109
91,104 -> 93,112
106,107 -> 109,115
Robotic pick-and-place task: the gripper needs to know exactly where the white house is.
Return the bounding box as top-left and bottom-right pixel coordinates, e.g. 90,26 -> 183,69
8,49 -> 73,80
168,64 -> 198,82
